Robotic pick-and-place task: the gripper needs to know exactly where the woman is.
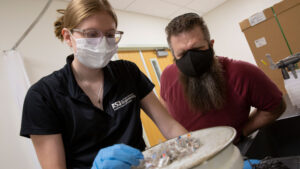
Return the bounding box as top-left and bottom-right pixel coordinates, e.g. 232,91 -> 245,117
20,0 -> 187,169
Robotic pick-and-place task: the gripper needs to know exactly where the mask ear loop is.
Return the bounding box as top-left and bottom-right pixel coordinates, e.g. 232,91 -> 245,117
207,42 -> 215,57
67,29 -> 75,41
66,29 -> 77,54
67,43 -> 74,53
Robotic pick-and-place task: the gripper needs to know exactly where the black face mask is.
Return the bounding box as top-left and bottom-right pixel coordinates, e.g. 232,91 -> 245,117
176,47 -> 214,77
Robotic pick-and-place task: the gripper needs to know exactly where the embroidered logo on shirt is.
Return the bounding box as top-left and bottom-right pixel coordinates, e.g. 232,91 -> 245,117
111,93 -> 136,111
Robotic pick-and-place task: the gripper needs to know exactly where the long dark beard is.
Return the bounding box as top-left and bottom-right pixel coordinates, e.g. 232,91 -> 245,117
179,57 -> 227,112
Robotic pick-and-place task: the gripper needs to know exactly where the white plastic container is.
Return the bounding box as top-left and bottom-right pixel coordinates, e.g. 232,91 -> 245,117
284,69 -> 300,108
142,126 -> 244,169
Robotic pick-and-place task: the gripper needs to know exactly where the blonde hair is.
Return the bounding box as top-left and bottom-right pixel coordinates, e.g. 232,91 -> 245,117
54,0 -> 118,41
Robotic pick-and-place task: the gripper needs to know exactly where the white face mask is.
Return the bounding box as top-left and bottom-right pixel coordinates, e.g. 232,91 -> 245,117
72,35 -> 118,69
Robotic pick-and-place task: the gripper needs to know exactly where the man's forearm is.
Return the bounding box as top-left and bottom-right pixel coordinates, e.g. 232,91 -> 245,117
242,99 -> 286,136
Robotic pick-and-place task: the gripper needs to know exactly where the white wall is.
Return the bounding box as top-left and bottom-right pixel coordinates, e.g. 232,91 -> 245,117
0,0 -> 169,168
203,0 -> 282,65
117,10 -> 169,47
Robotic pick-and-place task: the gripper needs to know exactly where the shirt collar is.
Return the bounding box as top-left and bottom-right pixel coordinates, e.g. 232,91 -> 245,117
64,54 -> 117,100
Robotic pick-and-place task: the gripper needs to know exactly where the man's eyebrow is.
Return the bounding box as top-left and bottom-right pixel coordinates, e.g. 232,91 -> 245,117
177,42 -> 207,56
192,44 -> 206,49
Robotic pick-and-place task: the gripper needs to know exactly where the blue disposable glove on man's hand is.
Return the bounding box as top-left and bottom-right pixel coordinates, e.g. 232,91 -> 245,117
91,144 -> 144,169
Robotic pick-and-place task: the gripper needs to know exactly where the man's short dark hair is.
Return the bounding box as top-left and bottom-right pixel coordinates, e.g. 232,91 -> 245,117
165,13 -> 211,46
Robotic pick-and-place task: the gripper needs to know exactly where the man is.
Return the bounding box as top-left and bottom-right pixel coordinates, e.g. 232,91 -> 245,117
160,13 -> 286,146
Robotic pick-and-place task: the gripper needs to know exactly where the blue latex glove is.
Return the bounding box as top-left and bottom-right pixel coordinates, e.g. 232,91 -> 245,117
243,159 -> 260,169
91,144 -> 144,169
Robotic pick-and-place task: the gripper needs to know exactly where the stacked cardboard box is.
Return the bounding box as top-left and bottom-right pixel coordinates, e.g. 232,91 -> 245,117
240,0 -> 300,94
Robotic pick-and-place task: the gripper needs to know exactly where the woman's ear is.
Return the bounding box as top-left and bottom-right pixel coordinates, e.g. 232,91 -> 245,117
62,28 -> 72,47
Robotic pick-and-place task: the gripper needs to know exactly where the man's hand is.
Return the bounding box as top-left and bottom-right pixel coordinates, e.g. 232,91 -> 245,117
91,144 -> 144,169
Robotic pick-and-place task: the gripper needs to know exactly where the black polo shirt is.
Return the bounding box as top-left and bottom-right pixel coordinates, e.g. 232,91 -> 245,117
20,55 -> 154,169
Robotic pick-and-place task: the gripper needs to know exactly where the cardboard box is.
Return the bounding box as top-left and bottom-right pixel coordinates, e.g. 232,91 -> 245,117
240,0 -> 300,94
274,0 -> 300,54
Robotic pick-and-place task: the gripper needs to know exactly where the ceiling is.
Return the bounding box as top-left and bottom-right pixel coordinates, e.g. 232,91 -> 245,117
62,0 -> 228,19
109,0 -> 228,19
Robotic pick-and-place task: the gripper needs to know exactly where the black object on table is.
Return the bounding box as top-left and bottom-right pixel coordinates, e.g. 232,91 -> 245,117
242,115 -> 300,169
245,115 -> 300,158
251,156 -> 300,169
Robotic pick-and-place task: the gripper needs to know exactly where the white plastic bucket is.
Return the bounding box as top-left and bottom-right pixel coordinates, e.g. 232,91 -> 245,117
141,126 -> 244,169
